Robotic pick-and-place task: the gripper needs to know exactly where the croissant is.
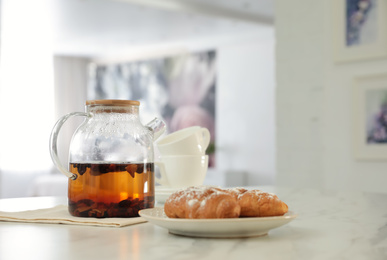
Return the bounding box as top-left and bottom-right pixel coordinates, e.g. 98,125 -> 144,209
229,188 -> 289,217
164,186 -> 288,219
164,186 -> 240,219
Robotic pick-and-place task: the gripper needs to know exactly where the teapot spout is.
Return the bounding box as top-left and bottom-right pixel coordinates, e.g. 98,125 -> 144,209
146,117 -> 166,141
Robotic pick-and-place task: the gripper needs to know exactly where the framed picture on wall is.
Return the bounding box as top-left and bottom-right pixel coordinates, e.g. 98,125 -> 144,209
88,50 -> 217,167
353,73 -> 387,160
332,0 -> 387,62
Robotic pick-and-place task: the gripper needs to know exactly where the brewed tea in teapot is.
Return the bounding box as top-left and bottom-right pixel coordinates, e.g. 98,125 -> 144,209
50,100 -> 165,217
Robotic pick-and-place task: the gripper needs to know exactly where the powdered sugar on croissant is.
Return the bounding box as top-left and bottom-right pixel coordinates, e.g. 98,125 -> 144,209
164,186 -> 288,219
164,186 -> 240,219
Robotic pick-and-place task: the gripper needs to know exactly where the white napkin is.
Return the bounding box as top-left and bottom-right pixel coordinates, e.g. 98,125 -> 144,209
0,205 -> 147,227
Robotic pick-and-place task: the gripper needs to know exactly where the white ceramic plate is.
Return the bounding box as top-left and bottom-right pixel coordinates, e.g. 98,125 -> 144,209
139,207 -> 297,238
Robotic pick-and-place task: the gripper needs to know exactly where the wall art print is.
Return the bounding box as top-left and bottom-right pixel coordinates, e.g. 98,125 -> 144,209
333,0 -> 387,62
346,0 -> 377,47
353,73 -> 387,160
87,50 -> 217,166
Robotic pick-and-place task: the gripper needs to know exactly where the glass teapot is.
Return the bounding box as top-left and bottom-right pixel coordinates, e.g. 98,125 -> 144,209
49,100 -> 165,218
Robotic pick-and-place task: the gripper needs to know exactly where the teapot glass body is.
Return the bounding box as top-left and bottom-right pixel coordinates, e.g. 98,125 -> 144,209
50,100 -> 165,218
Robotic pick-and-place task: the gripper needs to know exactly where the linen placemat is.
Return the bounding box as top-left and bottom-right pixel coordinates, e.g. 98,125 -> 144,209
0,205 -> 147,227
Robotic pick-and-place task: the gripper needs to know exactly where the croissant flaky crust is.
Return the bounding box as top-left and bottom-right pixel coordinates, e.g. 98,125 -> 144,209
164,186 -> 240,219
164,186 -> 288,219
231,188 -> 289,217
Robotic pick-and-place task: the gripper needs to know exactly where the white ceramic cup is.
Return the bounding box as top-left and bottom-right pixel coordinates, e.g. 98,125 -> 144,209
155,155 -> 208,188
156,126 -> 211,156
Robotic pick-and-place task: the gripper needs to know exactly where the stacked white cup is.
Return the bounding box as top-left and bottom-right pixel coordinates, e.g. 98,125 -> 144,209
154,126 -> 210,189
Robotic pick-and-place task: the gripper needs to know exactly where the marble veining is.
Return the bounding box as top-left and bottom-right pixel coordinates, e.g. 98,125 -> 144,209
0,186 -> 386,260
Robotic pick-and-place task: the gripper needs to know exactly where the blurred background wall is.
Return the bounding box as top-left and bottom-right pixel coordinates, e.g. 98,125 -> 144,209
1,0 -> 385,198
0,0 -> 275,197
276,0 -> 387,193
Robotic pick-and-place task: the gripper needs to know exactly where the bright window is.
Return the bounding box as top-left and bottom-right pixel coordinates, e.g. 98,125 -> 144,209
0,0 -> 55,172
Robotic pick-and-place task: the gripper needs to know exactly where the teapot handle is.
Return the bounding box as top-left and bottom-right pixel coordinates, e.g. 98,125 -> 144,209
49,112 -> 89,180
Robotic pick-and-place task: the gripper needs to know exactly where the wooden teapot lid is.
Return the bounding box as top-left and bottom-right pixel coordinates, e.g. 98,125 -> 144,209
86,100 -> 140,106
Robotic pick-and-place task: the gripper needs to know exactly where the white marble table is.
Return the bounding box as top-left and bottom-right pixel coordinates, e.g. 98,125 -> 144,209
0,186 -> 385,260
